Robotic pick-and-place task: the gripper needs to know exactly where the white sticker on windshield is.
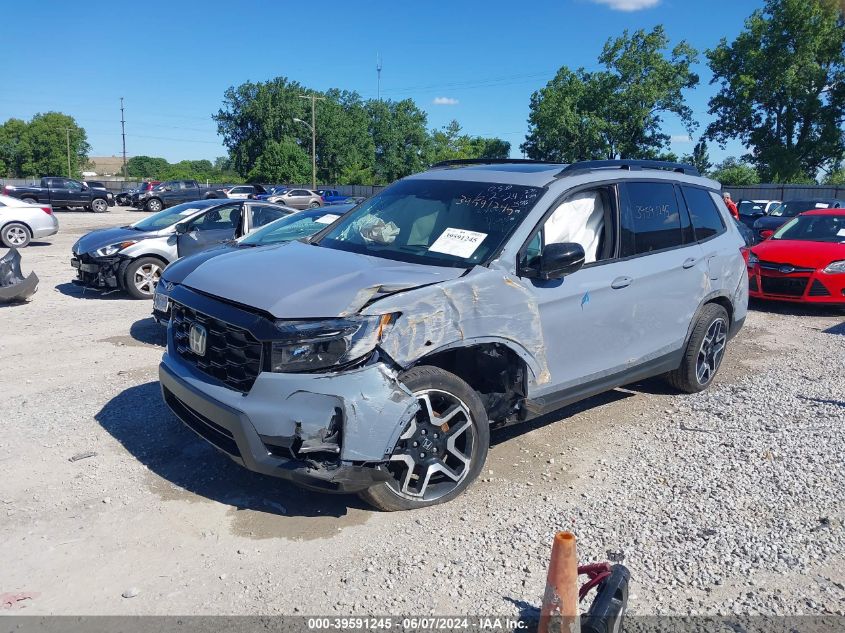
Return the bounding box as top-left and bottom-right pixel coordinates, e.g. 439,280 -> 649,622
816,203 -> 831,208
179,208 -> 201,215
838,228 -> 845,236
315,213 -> 340,225
429,228 -> 488,258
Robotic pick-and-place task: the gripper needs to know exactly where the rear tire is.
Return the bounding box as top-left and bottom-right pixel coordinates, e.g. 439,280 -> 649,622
309,201 -> 321,208
145,198 -> 163,212
358,366 -> 489,512
666,304 -> 730,393
1,222 -> 31,248
21,197 -> 38,205
124,257 -> 164,299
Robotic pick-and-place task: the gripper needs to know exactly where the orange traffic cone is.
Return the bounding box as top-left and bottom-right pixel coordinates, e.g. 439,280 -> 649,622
539,531 -> 580,633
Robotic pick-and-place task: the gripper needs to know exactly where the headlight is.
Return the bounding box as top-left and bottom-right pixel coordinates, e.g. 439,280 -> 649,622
747,252 -> 759,265
94,240 -> 138,257
823,260 -> 845,274
270,314 -> 395,373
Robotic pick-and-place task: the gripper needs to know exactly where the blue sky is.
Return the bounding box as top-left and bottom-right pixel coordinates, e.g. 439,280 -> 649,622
0,0 -> 760,165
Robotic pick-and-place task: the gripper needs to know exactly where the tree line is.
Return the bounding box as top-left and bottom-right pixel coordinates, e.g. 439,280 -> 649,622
2,0 -> 844,187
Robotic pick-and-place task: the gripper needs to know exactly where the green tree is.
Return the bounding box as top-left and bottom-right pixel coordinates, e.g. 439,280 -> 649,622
0,118 -> 28,177
710,157 -> 761,185
313,89 -> 375,185
706,0 -> 845,181
247,139 -> 311,183
430,120 -> 511,163
522,26 -> 699,161
10,112 -> 90,178
367,98 -> 431,184
682,139 -> 713,175
126,155 -> 170,179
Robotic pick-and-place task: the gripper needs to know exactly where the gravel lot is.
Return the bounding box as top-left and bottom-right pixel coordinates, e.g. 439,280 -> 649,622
1,208 -> 844,616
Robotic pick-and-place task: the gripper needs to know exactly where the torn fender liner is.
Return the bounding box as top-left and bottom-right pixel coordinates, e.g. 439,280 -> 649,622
364,267 -> 551,387
0,248 -> 38,303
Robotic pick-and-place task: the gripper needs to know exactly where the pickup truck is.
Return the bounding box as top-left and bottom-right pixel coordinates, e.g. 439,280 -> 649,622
132,179 -> 224,212
314,188 -> 349,204
2,177 -> 112,213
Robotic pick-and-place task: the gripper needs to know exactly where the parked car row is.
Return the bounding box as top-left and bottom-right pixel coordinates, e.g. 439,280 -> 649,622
3,177 -> 112,213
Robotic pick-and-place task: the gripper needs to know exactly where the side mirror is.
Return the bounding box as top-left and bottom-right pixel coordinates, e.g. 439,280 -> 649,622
538,242 -> 585,280
81,184 -> 89,191
175,222 -> 189,235
164,186 -> 173,192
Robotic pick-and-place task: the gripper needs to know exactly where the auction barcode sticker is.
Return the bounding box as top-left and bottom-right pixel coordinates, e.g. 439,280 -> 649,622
429,228 -> 487,258
315,213 -> 341,225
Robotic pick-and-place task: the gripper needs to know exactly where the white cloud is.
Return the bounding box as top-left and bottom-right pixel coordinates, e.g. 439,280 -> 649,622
671,134 -> 692,143
591,0 -> 660,11
433,96 -> 459,106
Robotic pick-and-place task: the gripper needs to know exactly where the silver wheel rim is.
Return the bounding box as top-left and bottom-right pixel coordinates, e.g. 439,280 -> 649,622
133,263 -> 161,295
5,226 -> 27,246
93,199 -> 107,212
696,318 -> 727,385
385,389 -> 477,502
148,200 -> 161,211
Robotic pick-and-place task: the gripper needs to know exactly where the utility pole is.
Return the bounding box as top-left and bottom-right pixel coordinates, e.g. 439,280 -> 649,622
64,128 -> 72,178
120,97 -> 127,177
376,53 -> 383,101
296,94 -> 325,190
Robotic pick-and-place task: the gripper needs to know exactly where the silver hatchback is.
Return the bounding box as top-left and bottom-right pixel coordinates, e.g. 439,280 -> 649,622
158,159 -> 748,511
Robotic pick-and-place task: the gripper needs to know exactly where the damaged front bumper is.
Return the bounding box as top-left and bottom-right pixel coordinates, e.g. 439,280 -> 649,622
70,252 -> 124,290
159,352 -> 419,493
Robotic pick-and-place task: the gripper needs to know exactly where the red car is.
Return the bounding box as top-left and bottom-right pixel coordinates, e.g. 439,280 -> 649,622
747,209 -> 845,304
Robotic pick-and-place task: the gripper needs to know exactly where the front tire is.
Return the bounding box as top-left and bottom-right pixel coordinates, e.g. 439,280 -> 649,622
124,257 -> 164,299
1,222 -> 31,248
358,366 -> 489,511
145,198 -> 163,212
666,303 -> 730,393
91,198 -> 109,213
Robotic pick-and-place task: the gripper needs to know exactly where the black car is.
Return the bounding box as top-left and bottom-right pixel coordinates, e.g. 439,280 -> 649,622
753,199 -> 844,239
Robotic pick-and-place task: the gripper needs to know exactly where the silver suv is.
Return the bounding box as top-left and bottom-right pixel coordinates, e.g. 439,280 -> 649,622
157,159 -> 748,511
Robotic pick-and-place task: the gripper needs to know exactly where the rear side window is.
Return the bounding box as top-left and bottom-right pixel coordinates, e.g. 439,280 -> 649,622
682,186 -> 725,241
620,182 -> 684,256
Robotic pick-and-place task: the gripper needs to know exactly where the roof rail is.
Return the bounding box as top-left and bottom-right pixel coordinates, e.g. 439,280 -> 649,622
430,158 -> 564,169
558,159 -> 701,178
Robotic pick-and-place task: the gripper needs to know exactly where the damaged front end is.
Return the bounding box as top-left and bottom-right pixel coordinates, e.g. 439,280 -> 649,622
0,248 -> 38,303
70,251 -> 123,290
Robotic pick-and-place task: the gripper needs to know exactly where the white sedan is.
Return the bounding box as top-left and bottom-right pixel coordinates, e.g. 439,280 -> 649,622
0,194 -> 59,248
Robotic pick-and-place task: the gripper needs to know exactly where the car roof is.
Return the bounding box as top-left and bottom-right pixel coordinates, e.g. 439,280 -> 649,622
800,208 -> 845,216
408,159 -> 720,189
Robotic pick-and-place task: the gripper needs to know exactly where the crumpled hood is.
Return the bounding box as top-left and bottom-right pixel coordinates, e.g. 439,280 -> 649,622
74,226 -> 153,255
178,240 -> 465,318
751,239 -> 845,269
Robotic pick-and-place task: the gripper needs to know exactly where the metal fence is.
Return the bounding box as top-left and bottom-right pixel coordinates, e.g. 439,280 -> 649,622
723,184 -> 845,202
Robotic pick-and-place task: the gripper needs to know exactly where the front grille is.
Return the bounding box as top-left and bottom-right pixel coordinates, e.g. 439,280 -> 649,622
171,301 -> 262,392
760,275 -> 809,297
808,280 -> 831,297
749,276 -> 759,292
759,260 -> 815,273
163,387 -> 241,457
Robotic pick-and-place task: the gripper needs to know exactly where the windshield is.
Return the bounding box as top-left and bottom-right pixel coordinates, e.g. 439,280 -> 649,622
738,201 -> 766,216
773,214 -> 845,243
241,208 -> 349,246
769,201 -> 831,218
132,201 -> 215,231
315,179 -> 544,267
269,187 -> 288,196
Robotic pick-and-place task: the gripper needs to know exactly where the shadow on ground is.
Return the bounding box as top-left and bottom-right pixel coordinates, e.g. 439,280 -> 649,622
749,298 -> 844,318
55,282 -> 128,300
130,316 -> 167,347
95,382 -> 367,530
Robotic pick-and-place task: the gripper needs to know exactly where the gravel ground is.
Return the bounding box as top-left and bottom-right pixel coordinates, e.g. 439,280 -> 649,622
1,208 -> 844,617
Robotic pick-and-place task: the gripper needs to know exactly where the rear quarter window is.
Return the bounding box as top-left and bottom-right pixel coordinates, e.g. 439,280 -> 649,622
682,186 -> 725,241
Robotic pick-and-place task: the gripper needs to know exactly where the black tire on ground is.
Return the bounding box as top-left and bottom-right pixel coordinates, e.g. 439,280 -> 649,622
666,303 -> 730,394
123,257 -> 165,299
145,198 -> 163,212
91,198 -> 109,213
358,365 -> 489,512
21,197 -> 38,205
309,201 -> 321,208
1,222 -> 32,248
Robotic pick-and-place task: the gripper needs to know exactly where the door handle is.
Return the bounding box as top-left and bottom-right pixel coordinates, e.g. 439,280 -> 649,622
682,257 -> 698,269
611,276 -> 633,289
